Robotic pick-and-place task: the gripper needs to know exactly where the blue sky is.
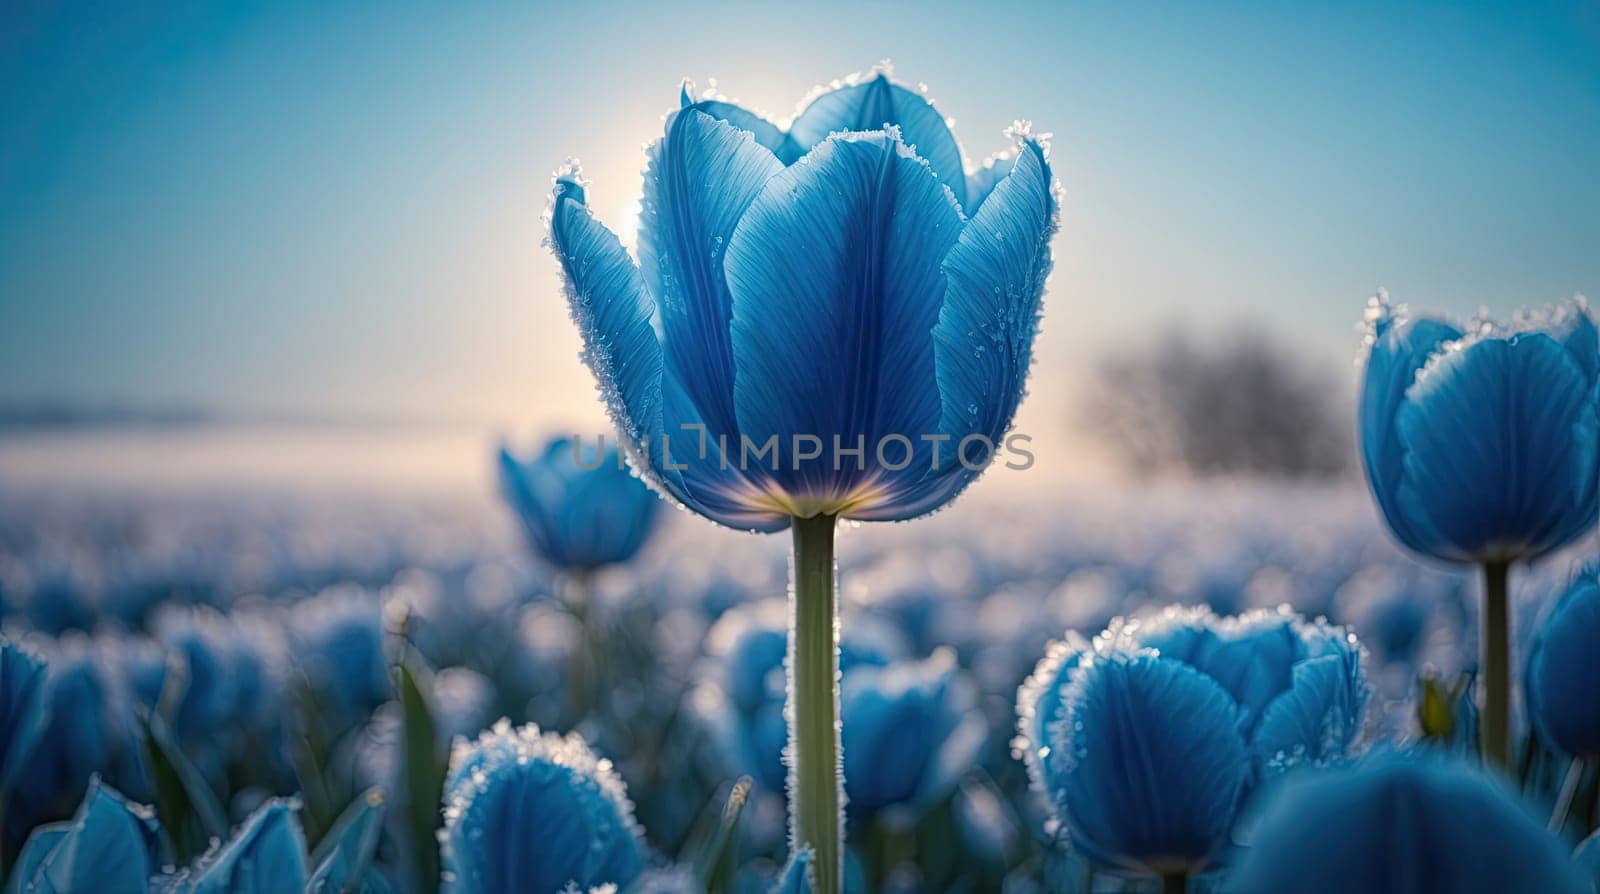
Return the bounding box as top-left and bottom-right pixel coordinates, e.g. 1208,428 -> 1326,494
2,0 -> 1597,434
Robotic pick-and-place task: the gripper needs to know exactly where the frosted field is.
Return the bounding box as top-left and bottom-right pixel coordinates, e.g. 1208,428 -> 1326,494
6,428 -> 1590,892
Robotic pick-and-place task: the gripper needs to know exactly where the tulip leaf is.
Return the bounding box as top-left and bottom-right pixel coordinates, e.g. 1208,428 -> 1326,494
396,660 -> 444,894
137,708 -> 228,864
697,776 -> 751,894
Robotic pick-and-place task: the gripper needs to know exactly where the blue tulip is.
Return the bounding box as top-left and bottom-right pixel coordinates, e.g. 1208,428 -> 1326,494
1015,608 -> 1369,879
1526,559 -> 1600,758
11,638 -> 131,826
1359,293 -> 1599,565
839,648 -> 986,822
704,601 -> 916,799
289,587 -> 390,732
1359,293 -> 1599,768
498,437 -> 662,571
0,637 -> 48,798
1228,753 -> 1586,893
8,776 -> 162,894
188,798 -> 308,894
548,70 -> 1058,531
442,720 -> 644,894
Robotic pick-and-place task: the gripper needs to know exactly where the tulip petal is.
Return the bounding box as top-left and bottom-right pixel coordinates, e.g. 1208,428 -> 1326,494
190,799 -> 308,894
1526,568 -> 1600,757
1396,333 -> 1600,562
1014,632 -> 1090,799
1230,755 -> 1588,893
548,176 -> 670,480
773,846 -> 816,894
964,152 -> 1016,215
679,86 -> 794,160
725,132 -> 959,517
788,73 -> 968,208
1,638 -> 48,793
1252,653 -> 1367,779
12,778 -> 161,894
641,109 -> 783,440
1053,653 -> 1247,875
888,139 -> 1055,517
1184,614 -> 1301,739
1358,305 -> 1464,556
306,790 -> 386,894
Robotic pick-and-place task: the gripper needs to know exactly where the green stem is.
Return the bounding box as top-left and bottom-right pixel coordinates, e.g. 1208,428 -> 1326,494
1480,560 -> 1511,772
1550,757 -> 1585,834
1161,873 -> 1187,894
565,570 -> 595,725
790,513 -> 840,894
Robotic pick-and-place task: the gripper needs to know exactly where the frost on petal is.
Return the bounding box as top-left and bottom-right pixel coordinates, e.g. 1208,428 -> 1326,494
786,72 -> 968,208
1013,631 -> 1090,800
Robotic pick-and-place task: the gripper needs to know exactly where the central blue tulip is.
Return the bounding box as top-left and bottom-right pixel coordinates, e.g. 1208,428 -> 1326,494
1357,293 -> 1599,768
549,68 -> 1058,894
548,71 -> 1057,530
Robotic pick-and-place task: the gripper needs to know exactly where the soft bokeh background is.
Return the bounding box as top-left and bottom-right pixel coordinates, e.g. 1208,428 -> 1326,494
4,0 -> 1598,494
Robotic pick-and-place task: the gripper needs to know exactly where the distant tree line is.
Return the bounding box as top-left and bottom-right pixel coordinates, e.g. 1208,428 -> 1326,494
1083,326 -> 1352,478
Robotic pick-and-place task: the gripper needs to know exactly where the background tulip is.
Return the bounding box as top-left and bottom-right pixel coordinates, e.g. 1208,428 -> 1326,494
498,437 -> 661,573
1016,607 -> 1369,890
549,69 -> 1057,894
187,798 -> 307,894
700,600 -> 982,835
441,721 -> 644,894
1526,559 -> 1600,834
1228,753 -> 1587,894
1359,293 -> 1599,769
1527,560 -> 1600,760
9,776 -> 161,894
0,639 -> 48,812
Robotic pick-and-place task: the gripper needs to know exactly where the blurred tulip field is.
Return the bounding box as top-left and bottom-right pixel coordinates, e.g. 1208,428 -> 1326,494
3,468 -> 1599,892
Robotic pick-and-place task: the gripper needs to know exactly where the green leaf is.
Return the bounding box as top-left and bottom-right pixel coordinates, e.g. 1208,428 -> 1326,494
699,776 -> 752,894
137,709 -> 228,864
397,660 -> 445,894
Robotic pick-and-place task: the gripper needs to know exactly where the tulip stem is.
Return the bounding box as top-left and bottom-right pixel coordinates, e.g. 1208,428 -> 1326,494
1480,560 -> 1511,772
1550,757 -> 1586,834
565,570 -> 595,725
1161,873 -> 1187,894
789,513 -> 841,894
